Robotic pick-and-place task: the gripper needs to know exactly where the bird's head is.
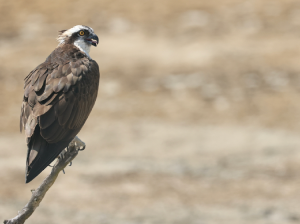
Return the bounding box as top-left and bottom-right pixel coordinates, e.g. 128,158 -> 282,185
57,25 -> 99,57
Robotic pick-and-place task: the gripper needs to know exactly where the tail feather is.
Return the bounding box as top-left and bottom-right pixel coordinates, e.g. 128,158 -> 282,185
25,127 -> 71,183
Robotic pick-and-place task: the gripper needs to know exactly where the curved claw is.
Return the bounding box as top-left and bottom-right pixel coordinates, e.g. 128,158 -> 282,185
72,136 -> 86,151
79,145 -> 85,151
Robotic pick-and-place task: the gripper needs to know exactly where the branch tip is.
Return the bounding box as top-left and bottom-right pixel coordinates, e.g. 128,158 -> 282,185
3,136 -> 85,224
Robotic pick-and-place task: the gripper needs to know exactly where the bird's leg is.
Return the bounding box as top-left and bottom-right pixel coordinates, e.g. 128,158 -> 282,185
54,147 -> 68,167
57,148 -> 67,160
54,137 -> 85,168
55,148 -> 69,173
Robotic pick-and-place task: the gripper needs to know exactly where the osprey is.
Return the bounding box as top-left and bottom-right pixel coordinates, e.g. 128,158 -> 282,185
20,25 -> 100,183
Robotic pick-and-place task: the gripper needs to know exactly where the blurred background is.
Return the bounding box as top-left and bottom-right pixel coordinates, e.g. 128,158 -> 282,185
1,0 -> 300,223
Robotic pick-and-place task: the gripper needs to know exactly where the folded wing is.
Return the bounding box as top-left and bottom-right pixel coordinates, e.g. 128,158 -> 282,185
20,50 -> 99,183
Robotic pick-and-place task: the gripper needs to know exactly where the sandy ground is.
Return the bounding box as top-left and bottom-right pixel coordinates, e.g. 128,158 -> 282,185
3,120 -> 300,223
1,0 -> 300,223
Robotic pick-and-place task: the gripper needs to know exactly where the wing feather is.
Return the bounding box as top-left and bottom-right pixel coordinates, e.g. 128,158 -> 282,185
21,45 -> 100,183
24,85 -> 34,98
57,98 -> 75,126
39,107 -> 56,129
28,91 -> 36,107
33,101 -> 52,117
63,82 -> 72,93
40,120 -> 62,141
37,84 -> 54,102
53,77 -> 67,92
34,72 -> 48,92
54,95 -> 69,117
31,68 -> 47,86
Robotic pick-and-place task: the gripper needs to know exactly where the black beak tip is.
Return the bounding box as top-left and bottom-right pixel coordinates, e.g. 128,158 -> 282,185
94,35 -> 99,47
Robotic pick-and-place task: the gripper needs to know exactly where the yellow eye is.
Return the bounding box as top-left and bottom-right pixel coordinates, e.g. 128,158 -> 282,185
79,31 -> 85,36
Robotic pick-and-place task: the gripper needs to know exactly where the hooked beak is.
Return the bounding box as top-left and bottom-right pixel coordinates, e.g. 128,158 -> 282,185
85,34 -> 99,47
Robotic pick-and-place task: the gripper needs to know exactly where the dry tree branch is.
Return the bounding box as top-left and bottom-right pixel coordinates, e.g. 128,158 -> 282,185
3,136 -> 85,224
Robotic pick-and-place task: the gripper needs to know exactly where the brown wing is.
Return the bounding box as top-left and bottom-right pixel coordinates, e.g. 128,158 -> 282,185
20,50 -> 100,183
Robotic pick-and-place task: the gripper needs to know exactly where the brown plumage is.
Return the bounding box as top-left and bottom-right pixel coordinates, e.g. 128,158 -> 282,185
20,25 -> 100,183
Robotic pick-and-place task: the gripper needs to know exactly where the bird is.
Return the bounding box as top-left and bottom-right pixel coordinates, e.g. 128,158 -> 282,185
20,25 -> 100,183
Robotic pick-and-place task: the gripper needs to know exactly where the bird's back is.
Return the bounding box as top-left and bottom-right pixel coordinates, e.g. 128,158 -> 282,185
20,44 -> 100,183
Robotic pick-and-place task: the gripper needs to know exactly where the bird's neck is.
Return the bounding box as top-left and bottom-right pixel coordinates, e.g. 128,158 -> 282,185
73,39 -> 91,59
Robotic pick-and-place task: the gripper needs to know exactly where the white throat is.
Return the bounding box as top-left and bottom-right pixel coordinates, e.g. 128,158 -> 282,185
74,39 -> 91,58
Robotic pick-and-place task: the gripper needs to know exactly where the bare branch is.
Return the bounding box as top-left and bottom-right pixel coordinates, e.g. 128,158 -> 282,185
4,137 -> 85,224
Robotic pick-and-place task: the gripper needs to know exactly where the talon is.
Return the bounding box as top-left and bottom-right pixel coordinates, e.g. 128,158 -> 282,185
62,169 -> 65,174
58,153 -> 64,160
69,161 -> 72,166
73,136 -> 86,151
